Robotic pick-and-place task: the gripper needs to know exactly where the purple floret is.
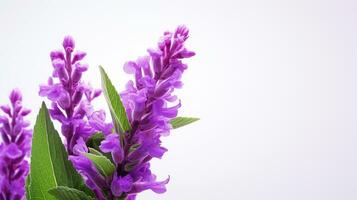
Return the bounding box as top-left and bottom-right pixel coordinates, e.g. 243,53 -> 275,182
0,89 -> 32,200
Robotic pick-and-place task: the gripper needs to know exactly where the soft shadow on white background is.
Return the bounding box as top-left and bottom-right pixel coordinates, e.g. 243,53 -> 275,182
0,0 -> 357,199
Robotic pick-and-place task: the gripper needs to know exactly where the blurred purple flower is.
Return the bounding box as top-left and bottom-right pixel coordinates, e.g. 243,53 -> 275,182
0,89 -> 32,200
39,36 -> 112,154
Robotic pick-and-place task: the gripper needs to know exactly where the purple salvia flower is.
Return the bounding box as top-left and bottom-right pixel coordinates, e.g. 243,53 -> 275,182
111,174 -> 133,197
0,89 -> 32,200
39,36 -> 112,155
114,25 -> 195,199
71,25 -> 194,200
100,134 -> 124,164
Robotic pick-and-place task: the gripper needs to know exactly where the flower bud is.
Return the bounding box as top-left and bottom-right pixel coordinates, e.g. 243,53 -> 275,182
72,51 -> 87,64
63,35 -> 75,53
10,89 -> 22,105
72,63 -> 88,84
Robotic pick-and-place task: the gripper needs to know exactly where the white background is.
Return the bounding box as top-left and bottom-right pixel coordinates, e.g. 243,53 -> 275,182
1,0 -> 357,199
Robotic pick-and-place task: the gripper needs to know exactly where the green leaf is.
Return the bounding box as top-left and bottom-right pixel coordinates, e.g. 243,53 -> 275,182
170,117 -> 200,129
27,102 -> 86,200
99,66 -> 131,134
48,186 -> 95,200
78,184 -> 96,199
26,174 -> 31,199
84,153 -> 115,177
88,147 -> 103,156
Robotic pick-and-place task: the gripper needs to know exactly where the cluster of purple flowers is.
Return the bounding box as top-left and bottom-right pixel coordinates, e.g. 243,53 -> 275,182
39,36 -> 111,155
68,25 -> 195,200
0,90 -> 32,200
0,25 -> 195,200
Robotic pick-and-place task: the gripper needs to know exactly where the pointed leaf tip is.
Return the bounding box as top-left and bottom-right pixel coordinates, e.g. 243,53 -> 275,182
170,117 -> 200,129
99,66 -> 131,134
28,102 -> 88,200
